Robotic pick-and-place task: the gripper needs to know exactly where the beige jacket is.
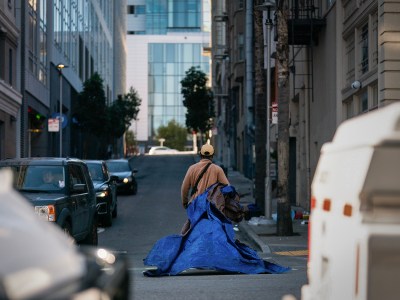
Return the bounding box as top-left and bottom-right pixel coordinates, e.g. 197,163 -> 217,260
181,158 -> 229,208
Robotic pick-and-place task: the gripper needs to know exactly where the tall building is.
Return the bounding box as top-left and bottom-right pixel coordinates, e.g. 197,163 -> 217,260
126,0 -> 211,152
0,0 -> 22,159
17,0 -> 126,158
212,0 -> 400,211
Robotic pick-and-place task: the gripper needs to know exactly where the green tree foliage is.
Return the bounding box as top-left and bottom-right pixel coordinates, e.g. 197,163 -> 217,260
74,72 -> 107,136
156,120 -> 187,151
180,66 -> 215,136
73,74 -> 141,159
107,87 -> 141,138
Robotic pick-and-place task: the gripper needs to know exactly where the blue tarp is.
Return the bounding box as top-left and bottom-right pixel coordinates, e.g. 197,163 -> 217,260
143,185 -> 290,276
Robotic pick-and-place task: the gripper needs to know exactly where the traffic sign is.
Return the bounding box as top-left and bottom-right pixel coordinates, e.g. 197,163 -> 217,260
48,118 -> 59,132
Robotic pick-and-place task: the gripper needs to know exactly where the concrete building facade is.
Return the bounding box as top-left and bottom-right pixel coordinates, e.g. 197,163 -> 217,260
0,0 -> 22,159
212,0 -> 400,211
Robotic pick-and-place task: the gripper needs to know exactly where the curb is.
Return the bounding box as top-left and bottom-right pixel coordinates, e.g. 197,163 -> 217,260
238,221 -> 271,254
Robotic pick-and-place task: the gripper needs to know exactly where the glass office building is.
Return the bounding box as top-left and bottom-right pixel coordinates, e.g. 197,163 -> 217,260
148,43 -> 209,136
126,0 -> 210,146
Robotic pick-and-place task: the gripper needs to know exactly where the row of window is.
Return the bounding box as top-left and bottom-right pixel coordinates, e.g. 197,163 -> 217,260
344,83 -> 378,119
127,1 -> 202,34
26,0 -> 113,89
147,42 -> 209,135
343,10 -> 378,120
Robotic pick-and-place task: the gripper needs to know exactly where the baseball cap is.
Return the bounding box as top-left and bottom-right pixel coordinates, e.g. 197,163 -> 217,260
200,144 -> 214,156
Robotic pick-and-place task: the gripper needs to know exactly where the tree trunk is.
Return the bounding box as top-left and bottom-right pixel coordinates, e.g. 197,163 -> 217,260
254,8 -> 266,212
276,0 -> 293,236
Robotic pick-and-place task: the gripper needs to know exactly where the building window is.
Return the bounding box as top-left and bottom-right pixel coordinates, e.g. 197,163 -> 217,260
238,0 -> 244,9
136,5 -> 145,14
359,23 -> 368,74
8,49 -> 12,86
127,5 -> 145,15
238,33 -> 244,61
168,0 -> 200,31
359,90 -> 368,113
326,0 -> 335,8
28,0 -> 38,76
344,98 -> 354,120
371,12 -> 378,68
127,30 -> 146,35
345,35 -> 355,85
371,84 -> 378,109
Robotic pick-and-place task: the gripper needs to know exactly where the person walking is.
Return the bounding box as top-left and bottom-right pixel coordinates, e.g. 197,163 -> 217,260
181,144 -> 229,209
144,143 -> 290,276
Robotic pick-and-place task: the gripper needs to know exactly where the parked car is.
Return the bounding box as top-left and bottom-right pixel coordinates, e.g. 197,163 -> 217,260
0,157 -> 98,245
106,159 -> 138,195
148,146 -> 179,155
85,160 -> 118,227
0,168 -> 130,300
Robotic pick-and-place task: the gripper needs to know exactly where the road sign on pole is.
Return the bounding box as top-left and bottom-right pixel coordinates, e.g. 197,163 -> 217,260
272,103 -> 278,124
48,118 -> 59,132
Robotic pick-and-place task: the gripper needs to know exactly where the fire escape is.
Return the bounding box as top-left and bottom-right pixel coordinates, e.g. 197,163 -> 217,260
288,0 -> 325,102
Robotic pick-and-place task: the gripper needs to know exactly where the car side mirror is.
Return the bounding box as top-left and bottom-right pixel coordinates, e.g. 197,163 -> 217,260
132,169 -> 138,174
72,183 -> 86,193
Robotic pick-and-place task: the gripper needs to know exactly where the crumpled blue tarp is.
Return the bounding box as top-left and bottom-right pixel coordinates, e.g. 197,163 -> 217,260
143,185 -> 290,276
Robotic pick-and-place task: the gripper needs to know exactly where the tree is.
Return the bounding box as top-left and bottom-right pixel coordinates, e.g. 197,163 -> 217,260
254,6 -> 267,213
181,66 -> 215,141
125,130 -> 138,156
276,0 -> 293,236
73,75 -> 142,159
107,87 -> 141,139
73,73 -> 108,158
156,120 -> 187,151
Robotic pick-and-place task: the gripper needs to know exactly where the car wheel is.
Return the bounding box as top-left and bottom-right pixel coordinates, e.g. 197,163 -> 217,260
81,219 -> 98,246
103,204 -> 113,227
112,201 -> 118,218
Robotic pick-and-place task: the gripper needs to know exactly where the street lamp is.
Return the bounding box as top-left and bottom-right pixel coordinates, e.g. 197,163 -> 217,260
257,0 -> 275,220
56,63 -> 68,157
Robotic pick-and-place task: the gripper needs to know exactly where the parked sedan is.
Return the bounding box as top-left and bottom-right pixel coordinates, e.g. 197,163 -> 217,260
106,159 -> 138,195
0,169 -> 130,300
85,160 -> 118,227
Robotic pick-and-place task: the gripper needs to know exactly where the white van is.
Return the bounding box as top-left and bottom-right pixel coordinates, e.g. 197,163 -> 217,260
302,103 -> 400,300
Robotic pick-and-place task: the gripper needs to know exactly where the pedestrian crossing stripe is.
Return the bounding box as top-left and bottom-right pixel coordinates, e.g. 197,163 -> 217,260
274,250 -> 308,256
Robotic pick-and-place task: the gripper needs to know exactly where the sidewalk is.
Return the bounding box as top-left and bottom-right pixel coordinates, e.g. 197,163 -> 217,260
227,168 -> 309,256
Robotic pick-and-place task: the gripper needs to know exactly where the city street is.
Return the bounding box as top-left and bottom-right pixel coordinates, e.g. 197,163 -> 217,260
98,155 -> 307,300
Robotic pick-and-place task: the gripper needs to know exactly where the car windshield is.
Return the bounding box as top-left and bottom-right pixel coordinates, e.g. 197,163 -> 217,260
106,161 -> 130,172
87,163 -> 107,182
4,165 -> 65,192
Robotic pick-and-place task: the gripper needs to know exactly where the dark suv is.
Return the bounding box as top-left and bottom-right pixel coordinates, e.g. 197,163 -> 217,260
0,157 -> 98,245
